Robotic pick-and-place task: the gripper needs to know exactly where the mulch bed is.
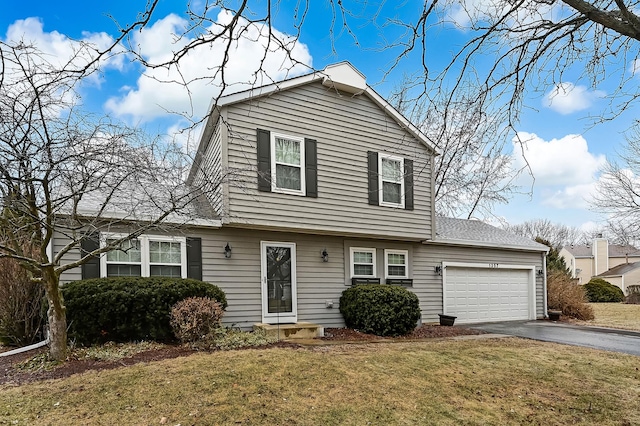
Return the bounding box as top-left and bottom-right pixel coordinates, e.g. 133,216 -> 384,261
0,325 -> 483,386
322,324 -> 485,341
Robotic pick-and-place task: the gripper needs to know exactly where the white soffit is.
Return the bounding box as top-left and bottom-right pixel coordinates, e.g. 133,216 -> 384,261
321,62 -> 367,94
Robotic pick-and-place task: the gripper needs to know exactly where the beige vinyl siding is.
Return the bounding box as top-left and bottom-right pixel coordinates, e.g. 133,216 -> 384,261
574,257 -> 593,284
192,120 -> 225,216
222,81 -> 433,240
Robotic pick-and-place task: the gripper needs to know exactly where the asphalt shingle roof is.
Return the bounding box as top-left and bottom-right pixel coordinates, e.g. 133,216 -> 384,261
597,261 -> 640,277
435,217 -> 548,251
563,244 -> 640,258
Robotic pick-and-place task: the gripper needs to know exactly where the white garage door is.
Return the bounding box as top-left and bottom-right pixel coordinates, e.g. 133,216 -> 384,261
444,266 -> 533,323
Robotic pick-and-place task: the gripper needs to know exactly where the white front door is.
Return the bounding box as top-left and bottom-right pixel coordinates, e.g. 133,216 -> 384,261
261,241 -> 297,324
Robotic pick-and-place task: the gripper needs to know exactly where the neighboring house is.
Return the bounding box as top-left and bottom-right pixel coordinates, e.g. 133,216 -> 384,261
54,62 -> 549,332
560,237 -> 640,293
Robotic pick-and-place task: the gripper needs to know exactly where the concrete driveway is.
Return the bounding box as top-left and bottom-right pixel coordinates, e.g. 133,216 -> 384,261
467,320 -> 640,356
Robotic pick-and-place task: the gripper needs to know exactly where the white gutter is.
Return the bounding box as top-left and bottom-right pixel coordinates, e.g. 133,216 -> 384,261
0,331 -> 50,358
424,238 -> 550,253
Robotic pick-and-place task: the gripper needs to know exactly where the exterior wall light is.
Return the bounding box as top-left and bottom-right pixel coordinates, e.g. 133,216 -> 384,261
434,265 -> 442,275
224,243 -> 232,259
537,268 -> 544,277
321,248 -> 329,262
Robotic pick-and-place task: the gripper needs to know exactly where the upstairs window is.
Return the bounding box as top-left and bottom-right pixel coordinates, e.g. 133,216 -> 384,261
257,129 -> 317,197
272,133 -> 305,194
379,154 -> 404,207
367,151 -> 413,210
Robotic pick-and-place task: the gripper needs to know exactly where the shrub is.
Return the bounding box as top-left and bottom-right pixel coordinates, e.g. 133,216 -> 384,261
0,257 -> 46,346
339,284 -> 421,336
170,297 -> 224,343
63,277 -> 227,345
584,278 -> 625,303
626,285 -> 640,304
547,271 -> 594,320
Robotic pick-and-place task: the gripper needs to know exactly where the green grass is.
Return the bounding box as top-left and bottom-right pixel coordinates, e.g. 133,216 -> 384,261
2,338 -> 640,425
577,303 -> 640,331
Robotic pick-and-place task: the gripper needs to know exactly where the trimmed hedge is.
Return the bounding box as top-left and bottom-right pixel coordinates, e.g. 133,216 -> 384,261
583,278 -> 624,303
63,277 -> 227,345
339,284 -> 421,336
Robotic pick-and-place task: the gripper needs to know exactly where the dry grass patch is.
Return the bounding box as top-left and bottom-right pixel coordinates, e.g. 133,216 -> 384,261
2,339 -> 640,425
576,303 -> 640,331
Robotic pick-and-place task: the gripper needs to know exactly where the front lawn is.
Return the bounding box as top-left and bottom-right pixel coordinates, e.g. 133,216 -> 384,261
1,338 -> 639,425
578,303 -> 640,331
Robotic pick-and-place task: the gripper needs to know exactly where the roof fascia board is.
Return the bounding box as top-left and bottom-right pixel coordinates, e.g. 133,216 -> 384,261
363,86 -> 440,156
70,210 -> 222,229
207,64 -> 440,156
424,238 -> 550,253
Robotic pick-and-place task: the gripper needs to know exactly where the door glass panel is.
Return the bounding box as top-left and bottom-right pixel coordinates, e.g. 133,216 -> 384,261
266,246 -> 293,314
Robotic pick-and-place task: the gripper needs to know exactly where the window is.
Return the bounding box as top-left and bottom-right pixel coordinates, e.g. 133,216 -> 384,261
105,238 -> 141,277
101,234 -> 187,278
271,133 -> 306,195
378,154 -> 405,208
350,248 -> 376,278
385,249 -> 408,279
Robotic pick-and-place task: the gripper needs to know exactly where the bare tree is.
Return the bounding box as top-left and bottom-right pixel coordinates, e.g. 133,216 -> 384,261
392,85 -> 520,219
0,42 -> 222,361
103,1 -> 640,127
504,219 -> 586,248
593,134 -> 640,243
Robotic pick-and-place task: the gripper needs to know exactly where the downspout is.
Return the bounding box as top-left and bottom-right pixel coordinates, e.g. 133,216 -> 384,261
0,330 -> 50,358
542,251 -> 548,318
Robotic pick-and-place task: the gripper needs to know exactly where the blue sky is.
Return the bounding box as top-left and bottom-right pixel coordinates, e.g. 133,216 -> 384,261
2,1 -> 632,231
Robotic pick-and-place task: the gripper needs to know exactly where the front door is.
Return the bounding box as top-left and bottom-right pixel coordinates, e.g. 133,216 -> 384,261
261,241 -> 297,323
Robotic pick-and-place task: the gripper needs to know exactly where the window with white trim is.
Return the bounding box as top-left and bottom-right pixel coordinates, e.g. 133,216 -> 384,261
385,249 -> 408,279
101,234 -> 187,278
350,248 -> 376,278
105,238 -> 142,277
271,132 -> 306,195
378,154 -> 404,208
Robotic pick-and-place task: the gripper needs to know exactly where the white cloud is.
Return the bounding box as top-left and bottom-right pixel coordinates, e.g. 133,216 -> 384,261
544,82 -> 605,115
105,11 -> 313,122
513,132 -> 606,186
4,17 -> 124,81
540,182 -> 595,209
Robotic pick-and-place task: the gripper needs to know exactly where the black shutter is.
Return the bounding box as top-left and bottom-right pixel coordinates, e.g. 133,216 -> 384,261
367,151 -> 379,205
305,138 -> 318,198
186,237 -> 203,281
404,158 -> 414,211
81,233 -> 100,279
256,129 -> 271,192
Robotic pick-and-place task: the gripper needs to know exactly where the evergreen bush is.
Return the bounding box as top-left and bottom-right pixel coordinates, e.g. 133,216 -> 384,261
339,284 -> 421,336
584,278 -> 625,303
63,277 -> 227,345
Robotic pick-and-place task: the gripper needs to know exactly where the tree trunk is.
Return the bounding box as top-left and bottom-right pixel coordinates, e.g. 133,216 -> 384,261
43,269 -> 67,361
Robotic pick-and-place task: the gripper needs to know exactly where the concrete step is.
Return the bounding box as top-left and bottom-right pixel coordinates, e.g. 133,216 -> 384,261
253,322 -> 324,340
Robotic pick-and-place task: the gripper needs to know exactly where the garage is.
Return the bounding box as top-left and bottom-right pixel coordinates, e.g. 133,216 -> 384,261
443,263 -> 535,323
